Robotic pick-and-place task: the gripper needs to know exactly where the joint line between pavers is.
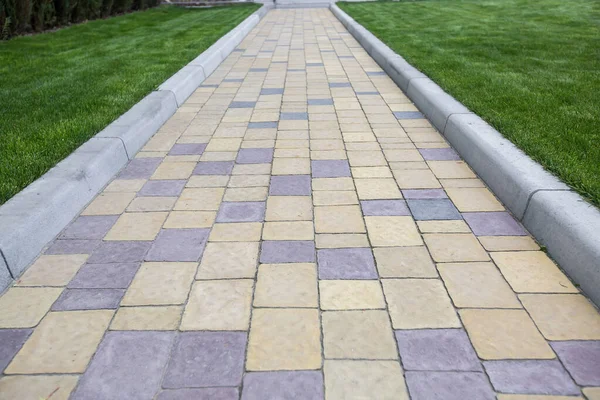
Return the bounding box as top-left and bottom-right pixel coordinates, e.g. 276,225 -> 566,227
0,247 -> 15,280
521,188 -> 573,222
441,112 -> 473,135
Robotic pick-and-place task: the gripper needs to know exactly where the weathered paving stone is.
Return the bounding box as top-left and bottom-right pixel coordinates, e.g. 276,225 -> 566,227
407,199 -> 462,220
145,228 -> 209,262
463,211 -> 527,236
68,262 -> 140,288
551,341 -> 600,386
405,371 -> 495,400
138,179 -> 186,197
157,388 -> 239,400
311,160 -> 351,178
0,375 -> 79,399
237,148 -> 274,164
260,240 -> 316,263
45,239 -> 101,255
269,175 -> 312,195
319,280 -> 385,310
121,262 -> 196,306
87,240 -> 151,263
418,148 -> 460,161
216,201 -> 266,222
254,263 -> 318,308
360,200 -> 410,216
17,254 -> 88,286
60,215 -> 119,239
72,331 -> 175,399
118,158 -> 162,179
0,329 -> 31,372
317,247 -> 378,279
163,332 -> 247,388
51,288 -> 125,311
169,143 -> 206,155
0,287 -> 62,328
241,371 -> 324,400
193,161 -> 235,175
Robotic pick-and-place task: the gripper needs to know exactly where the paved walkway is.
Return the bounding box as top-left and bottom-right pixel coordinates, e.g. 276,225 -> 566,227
1,8 -> 599,400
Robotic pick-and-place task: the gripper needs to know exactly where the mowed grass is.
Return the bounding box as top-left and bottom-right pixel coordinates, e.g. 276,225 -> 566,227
0,4 -> 260,204
339,0 -> 600,206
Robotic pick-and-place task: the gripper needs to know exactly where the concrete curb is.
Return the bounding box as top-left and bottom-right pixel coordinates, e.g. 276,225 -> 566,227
0,3 -> 272,291
330,4 -> 600,305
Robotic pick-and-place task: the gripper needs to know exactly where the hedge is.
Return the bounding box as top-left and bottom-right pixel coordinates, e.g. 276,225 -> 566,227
0,0 -> 161,37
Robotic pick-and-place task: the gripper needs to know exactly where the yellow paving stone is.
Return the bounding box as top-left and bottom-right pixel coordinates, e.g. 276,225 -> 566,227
150,162 -> 195,180
583,388 -> 600,400
197,242 -> 259,279
242,140 -> 276,149
209,222 -> 262,241
351,166 -> 393,178
266,196 -> 313,221
310,139 -> 344,150
0,287 -> 62,328
246,308 -> 321,371
519,294 -> 600,340
324,360 -> 409,400
205,138 -> 242,151
438,262 -> 521,308
439,177 -> 486,188
279,120 -> 309,130
479,235 -> 539,251
228,175 -> 270,187
0,374 -> 79,400
104,179 -> 146,193
121,262 -> 196,305
365,216 -> 422,246
491,251 -> 577,293
446,187 -> 504,212
460,309 -> 555,360
232,163 -> 272,175
354,179 -> 402,200
389,161 -> 429,170
312,177 -> 354,191
428,161 -> 477,179
274,148 -> 310,158
320,281 -> 386,310
313,190 -> 358,206
16,254 -> 88,287
81,192 -> 135,215
497,395 -> 584,400
136,150 -> 168,158
163,211 -> 216,229
275,139 -> 309,149
200,151 -> 237,161
110,306 -> 182,330
322,310 -> 398,359
174,187 -> 224,211
373,246 -> 437,278
415,141 -> 450,149
164,155 -> 201,163
254,263 -> 318,308
186,175 -> 230,188
262,221 -> 314,240
271,158 -> 311,175
180,280 -> 253,331
393,169 -> 441,189
310,150 -> 347,160
423,233 -> 490,262
382,279 -> 460,329
383,149 -> 423,162
315,233 -> 370,249
104,212 -> 167,241
142,133 -> 178,152
417,220 -> 471,233
223,187 -> 268,201
6,310 -> 113,373
315,205 -> 366,234
347,151 -> 387,167
126,196 -> 176,212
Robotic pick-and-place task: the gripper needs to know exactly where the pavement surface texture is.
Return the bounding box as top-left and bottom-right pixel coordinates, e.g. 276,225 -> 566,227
1,8 -> 599,400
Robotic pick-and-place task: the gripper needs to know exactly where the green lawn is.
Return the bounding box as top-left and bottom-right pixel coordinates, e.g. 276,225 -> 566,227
0,4 -> 260,204
339,0 -> 600,206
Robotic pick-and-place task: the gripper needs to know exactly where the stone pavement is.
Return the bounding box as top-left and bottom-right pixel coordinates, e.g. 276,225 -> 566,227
1,7 -> 599,400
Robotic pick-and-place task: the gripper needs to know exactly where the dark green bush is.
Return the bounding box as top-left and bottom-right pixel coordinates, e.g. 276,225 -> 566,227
110,0 -> 132,14
100,0 -> 112,16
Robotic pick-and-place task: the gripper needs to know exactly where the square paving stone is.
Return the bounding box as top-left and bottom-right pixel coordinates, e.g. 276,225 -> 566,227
241,371 -> 324,400
193,161 -> 235,175
407,199 -> 462,220
395,329 -> 481,371
261,88 -> 284,95
229,101 -> 257,108
17,254 -> 88,286
319,280 -> 385,310
0,375 -> 79,400
315,205 -> 366,234
52,288 -> 125,311
254,264 -> 318,308
308,98 -> 333,105
45,239 -> 101,255
463,212 -> 527,236
317,248 -> 377,279
246,309 -> 321,371
402,189 -> 447,199
374,247 -> 437,278
249,122 -> 278,129
0,329 -> 31,372
138,179 -> 186,197
551,341 -> 600,386
146,229 -> 209,262
311,160 -> 351,178
365,216 -> 422,246
266,196 -> 313,221
60,215 -> 118,239
71,331 -> 175,400
163,332 -> 247,388
87,241 -> 151,263
111,306 -> 182,331
118,158 -> 162,179
157,388 -> 239,400
272,158 -> 311,175
104,212 -> 167,241
418,148 -> 460,161
198,242 -> 259,279
423,233 -> 489,262
405,371 -> 495,400
269,175 -> 312,196
360,200 -> 410,216
169,143 -> 206,156
394,111 -> 424,119
122,262 -> 196,305
237,148 -> 274,164
483,360 -> 580,396
216,201 -> 265,222
0,287 -> 60,328
260,241 -> 316,263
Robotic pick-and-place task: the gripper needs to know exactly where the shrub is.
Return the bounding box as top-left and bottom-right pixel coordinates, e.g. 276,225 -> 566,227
110,0 -> 132,14
31,0 -> 55,31
100,0 -> 112,16
14,0 -> 31,31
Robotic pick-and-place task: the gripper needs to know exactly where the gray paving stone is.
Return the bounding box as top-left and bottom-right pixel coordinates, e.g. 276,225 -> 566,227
87,241 -> 151,263
60,215 -> 119,240
237,148 -> 274,164
356,91 -> 379,95
216,202 -> 265,223
68,262 -> 140,289
307,98 -> 333,105
269,175 -> 311,196
45,239 -> 101,255
288,69 -> 305,72
367,71 -> 386,76
463,212 -> 527,236
406,371 -> 494,400
483,360 -> 580,396
223,78 -> 244,82
280,112 -> 308,120
317,248 -> 377,280
158,388 -> 239,400
229,101 -> 257,108
72,331 -> 175,400
242,371 -> 324,400
168,143 -> 206,156
394,111 -> 424,120
163,332 -> 247,388
260,241 -> 316,264
311,160 -> 351,178
329,82 -> 351,88
551,341 -> 600,386
249,122 -> 278,129
139,180 -> 186,197
407,199 -> 462,220
249,68 -> 269,72
419,148 -> 460,161
146,229 -> 209,262
52,288 -> 125,311
395,329 -> 481,372
261,88 -> 284,95
193,161 -> 234,175
360,200 -> 410,216
118,158 -> 162,179
307,62 -> 324,67
402,189 -> 447,199
0,329 -> 32,372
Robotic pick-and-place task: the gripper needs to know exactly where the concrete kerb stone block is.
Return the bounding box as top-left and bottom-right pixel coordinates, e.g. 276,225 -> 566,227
0,253 -> 12,291
159,66 -> 206,107
523,191 -> 600,305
